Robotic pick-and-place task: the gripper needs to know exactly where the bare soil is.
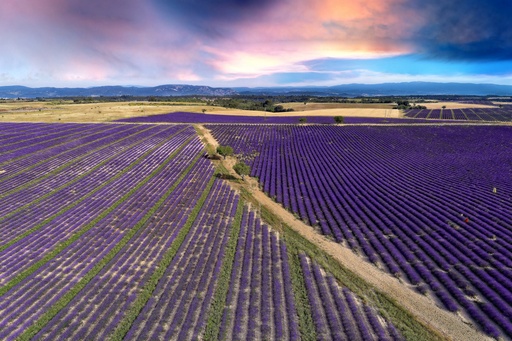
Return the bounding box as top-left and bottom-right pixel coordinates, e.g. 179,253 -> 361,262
196,125 -> 219,148
197,124 -> 491,341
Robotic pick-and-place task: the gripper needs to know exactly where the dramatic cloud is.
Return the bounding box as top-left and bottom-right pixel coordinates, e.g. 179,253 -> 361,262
404,0 -> 512,60
0,0 -> 215,85
0,0 -> 511,86
152,0 -> 279,37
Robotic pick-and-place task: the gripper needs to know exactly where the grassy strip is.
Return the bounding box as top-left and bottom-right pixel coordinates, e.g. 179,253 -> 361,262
197,127 -> 316,338
202,198 -> 244,341
193,125 -> 439,340
0,125 -> 187,222
0,124 -> 143,190
286,243 -> 317,341
237,187 -> 444,341
108,173 -> 217,341
0,135 -> 196,296
16,150 -> 205,341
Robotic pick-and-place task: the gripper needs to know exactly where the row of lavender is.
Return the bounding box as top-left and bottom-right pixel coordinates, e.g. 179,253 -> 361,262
300,253 -> 403,341
405,107 -> 512,121
0,124 -> 196,279
0,122 -> 207,338
216,206 -> 401,341
0,124 -> 168,215
0,122 -> 404,340
116,111 -> 445,125
207,124 -> 512,338
35,166 -> 220,340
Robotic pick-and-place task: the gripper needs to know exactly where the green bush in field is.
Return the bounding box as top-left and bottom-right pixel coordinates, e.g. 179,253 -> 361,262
216,145 -> 233,159
334,116 -> 344,124
233,161 -> 250,180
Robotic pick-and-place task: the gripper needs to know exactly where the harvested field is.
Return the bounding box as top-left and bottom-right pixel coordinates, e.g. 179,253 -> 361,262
422,101 -> 497,109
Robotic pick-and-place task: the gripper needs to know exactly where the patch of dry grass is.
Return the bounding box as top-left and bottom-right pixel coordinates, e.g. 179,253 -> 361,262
0,100 -> 404,122
422,101 -> 497,109
0,101 -> 234,123
279,102 -> 396,111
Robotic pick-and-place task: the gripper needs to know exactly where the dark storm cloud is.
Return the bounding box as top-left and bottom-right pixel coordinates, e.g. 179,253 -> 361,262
152,0 -> 279,37
406,0 -> 512,60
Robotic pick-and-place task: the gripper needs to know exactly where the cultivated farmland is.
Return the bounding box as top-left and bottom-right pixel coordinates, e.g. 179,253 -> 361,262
207,124 -> 512,339
117,111 -> 452,125
405,107 -> 512,121
0,122 -> 413,340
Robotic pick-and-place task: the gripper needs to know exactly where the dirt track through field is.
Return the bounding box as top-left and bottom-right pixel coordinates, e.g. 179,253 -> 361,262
196,124 -> 491,341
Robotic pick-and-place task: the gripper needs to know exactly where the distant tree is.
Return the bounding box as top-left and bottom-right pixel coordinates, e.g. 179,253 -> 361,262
233,161 -> 250,180
334,116 -> 344,124
299,117 -> 307,124
442,105 -> 446,109
202,108 -> 207,113
273,105 -> 286,112
216,145 -> 233,159
263,99 -> 273,111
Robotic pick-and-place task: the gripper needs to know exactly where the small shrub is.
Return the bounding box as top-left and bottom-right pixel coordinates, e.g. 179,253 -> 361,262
334,116 -> 344,124
233,161 -> 250,180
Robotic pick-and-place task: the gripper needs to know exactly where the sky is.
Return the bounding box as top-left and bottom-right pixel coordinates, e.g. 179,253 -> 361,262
1,0 -> 512,87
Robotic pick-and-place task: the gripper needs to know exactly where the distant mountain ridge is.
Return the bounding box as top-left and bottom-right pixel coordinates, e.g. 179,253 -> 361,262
235,82 -> 512,96
1,82 -> 511,98
0,84 -> 237,99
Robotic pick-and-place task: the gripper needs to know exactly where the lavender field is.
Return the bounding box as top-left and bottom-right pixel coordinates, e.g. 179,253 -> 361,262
405,107 -> 512,121
208,124 -> 512,338
0,122 -> 405,340
117,111 -> 447,125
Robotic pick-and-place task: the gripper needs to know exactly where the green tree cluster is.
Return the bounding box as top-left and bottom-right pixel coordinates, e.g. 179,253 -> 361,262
216,145 -> 233,159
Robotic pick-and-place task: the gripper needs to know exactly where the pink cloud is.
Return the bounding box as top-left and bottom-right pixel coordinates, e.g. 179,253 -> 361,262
4,0 -> 493,86
201,0 -> 418,78
0,0 -> 210,85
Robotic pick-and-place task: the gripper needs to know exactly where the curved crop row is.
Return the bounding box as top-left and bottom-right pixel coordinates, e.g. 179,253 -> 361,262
0,122 -> 418,340
207,123 -> 512,338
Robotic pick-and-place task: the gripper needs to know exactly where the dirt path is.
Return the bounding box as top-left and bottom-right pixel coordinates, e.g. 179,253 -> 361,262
196,124 -> 491,341
196,125 -> 219,148
247,188 -> 489,341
